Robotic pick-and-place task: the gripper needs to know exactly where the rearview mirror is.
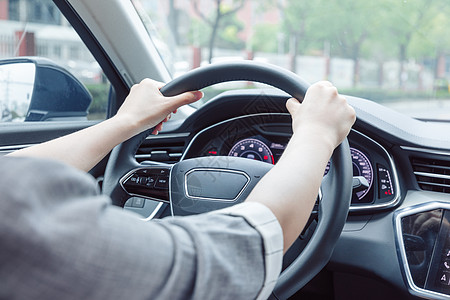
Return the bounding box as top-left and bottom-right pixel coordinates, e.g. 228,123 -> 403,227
0,57 -> 92,122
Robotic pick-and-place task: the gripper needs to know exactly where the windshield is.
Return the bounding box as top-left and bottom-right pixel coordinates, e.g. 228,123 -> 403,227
132,0 -> 450,121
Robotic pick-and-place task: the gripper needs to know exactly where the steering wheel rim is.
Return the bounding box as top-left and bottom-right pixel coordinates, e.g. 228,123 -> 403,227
103,61 -> 353,299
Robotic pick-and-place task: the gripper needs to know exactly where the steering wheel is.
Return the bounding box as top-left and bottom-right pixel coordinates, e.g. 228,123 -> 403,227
103,61 -> 353,299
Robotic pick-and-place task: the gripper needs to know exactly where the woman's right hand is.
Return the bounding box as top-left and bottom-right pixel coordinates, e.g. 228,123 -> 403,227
286,81 -> 356,151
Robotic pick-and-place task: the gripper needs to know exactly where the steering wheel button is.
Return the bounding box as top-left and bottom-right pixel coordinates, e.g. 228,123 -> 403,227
137,176 -> 147,185
155,176 -> 169,189
124,175 -> 139,187
152,168 -> 168,175
146,176 -> 156,187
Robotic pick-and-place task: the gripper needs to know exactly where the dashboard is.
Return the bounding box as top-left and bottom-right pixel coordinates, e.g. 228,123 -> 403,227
182,113 -> 399,211
123,89 -> 450,299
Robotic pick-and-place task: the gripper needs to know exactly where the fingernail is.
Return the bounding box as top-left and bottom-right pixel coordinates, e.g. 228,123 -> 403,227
193,91 -> 203,101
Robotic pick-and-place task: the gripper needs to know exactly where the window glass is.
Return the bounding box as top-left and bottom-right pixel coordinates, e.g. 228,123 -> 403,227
132,0 -> 450,121
0,0 -> 109,122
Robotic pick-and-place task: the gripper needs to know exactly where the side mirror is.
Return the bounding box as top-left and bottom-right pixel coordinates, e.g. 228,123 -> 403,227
0,57 -> 92,122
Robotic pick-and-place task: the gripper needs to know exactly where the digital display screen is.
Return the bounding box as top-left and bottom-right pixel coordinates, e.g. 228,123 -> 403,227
270,142 -> 286,150
269,141 -> 286,164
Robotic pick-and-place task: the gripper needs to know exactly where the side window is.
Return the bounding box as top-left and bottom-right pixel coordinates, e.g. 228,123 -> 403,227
0,0 -> 109,122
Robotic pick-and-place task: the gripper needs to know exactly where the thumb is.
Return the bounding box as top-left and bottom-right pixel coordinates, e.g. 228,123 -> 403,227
166,91 -> 203,111
286,98 -> 301,116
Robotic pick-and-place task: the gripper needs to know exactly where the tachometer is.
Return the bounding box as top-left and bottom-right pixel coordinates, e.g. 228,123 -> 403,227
228,138 -> 275,164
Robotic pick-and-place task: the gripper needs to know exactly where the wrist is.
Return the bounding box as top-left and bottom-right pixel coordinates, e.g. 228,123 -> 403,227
104,115 -> 140,143
289,128 -> 336,156
110,113 -> 143,137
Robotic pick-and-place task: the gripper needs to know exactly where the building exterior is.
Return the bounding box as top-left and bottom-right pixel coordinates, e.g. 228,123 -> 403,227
1,0 -> 62,24
0,0 -> 98,81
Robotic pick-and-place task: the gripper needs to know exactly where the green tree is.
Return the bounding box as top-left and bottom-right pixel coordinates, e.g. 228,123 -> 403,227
215,13 -> 245,49
276,0 -> 326,72
380,0 -> 444,89
251,23 -> 280,53
318,0 -> 382,87
192,0 -> 245,63
407,1 -> 450,82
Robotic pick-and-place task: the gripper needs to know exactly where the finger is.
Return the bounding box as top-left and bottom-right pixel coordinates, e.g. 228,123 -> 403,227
139,78 -> 165,91
316,80 -> 333,87
155,81 -> 165,89
152,122 -> 164,135
286,98 -> 301,115
166,91 -> 203,111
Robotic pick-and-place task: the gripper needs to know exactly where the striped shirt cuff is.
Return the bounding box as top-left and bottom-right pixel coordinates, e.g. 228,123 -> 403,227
211,202 -> 283,300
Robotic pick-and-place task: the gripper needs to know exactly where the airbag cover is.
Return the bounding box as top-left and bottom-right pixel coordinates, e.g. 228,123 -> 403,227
185,169 -> 249,200
170,156 -> 273,216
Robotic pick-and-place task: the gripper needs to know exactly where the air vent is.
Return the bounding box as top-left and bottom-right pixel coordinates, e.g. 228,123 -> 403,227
411,157 -> 450,193
135,135 -> 187,164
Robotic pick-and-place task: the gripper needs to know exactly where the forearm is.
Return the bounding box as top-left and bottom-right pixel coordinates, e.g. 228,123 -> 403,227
245,131 -> 334,252
7,79 -> 202,172
7,116 -> 138,172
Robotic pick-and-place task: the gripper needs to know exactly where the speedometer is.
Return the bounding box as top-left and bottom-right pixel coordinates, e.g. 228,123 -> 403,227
228,138 -> 275,164
351,148 -> 373,199
325,147 -> 373,200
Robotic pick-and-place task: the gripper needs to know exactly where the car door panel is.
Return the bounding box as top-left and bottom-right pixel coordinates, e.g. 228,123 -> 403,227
0,121 -> 99,154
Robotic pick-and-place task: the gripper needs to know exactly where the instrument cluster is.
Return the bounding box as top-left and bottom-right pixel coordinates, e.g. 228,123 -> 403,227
183,114 -> 398,209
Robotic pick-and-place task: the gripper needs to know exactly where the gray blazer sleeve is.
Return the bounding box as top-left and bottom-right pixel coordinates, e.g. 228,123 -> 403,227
0,157 -> 282,300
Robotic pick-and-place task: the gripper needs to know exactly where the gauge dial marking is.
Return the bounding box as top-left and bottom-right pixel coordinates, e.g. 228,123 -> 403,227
228,138 -> 275,165
325,147 -> 373,200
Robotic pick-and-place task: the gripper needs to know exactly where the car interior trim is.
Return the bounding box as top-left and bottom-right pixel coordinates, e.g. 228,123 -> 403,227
347,96 -> 450,149
349,129 -> 402,212
145,132 -> 191,140
0,144 -> 34,153
414,172 -> 450,181
169,166 -> 175,217
140,202 -> 164,222
401,146 -> 450,157
395,202 -> 450,300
